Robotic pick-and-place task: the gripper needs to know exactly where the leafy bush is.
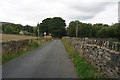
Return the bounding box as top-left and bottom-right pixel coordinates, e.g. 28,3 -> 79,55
44,36 -> 52,41
4,25 -> 15,34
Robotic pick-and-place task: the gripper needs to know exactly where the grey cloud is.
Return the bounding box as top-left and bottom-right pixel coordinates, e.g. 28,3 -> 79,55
71,2 -> 113,13
66,2 -> 115,20
69,15 -> 94,20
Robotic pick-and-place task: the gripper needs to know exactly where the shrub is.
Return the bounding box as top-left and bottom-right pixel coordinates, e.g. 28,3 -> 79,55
44,36 -> 52,41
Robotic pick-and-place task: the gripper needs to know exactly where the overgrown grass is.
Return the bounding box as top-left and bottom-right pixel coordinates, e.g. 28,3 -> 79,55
62,39 -> 102,79
2,39 -> 48,64
113,42 -> 120,43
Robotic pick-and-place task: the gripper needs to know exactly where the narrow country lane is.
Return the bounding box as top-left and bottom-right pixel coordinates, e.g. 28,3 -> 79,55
3,40 -> 78,78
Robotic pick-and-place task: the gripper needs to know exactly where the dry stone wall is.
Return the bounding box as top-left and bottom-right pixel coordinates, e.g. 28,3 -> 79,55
62,37 -> 120,78
2,38 -> 43,56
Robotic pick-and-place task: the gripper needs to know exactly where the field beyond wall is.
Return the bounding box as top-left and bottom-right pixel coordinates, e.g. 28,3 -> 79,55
1,34 -> 38,43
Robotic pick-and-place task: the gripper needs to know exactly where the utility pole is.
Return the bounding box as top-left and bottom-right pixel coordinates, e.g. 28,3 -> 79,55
76,21 -> 79,38
37,23 -> 39,37
38,26 -> 39,37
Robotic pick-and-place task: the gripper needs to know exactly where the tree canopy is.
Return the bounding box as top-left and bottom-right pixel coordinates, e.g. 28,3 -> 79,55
67,21 -> 120,39
37,17 -> 66,38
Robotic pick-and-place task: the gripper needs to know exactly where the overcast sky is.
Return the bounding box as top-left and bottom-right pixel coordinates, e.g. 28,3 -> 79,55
0,0 -> 119,26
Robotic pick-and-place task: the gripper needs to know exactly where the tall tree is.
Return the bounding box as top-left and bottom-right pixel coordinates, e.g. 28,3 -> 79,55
67,21 -> 92,38
67,21 -> 77,37
50,17 -> 66,38
38,17 -> 66,38
39,18 -> 52,35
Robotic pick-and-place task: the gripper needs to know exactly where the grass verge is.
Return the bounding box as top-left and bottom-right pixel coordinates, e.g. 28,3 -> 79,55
113,42 -> 120,43
2,39 -> 48,64
61,39 -> 102,79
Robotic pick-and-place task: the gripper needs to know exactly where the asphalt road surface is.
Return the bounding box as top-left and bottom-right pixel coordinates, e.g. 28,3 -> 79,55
3,40 -> 78,78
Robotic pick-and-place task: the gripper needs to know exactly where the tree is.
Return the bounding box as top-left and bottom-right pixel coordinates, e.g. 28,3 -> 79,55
39,18 -> 51,35
67,21 -> 76,37
97,27 -> 109,38
4,25 -> 16,34
91,24 -> 102,37
24,25 -> 34,33
49,17 -> 66,38
78,22 -> 92,38
112,23 -> 120,39
67,21 -> 92,38
38,17 -> 66,38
